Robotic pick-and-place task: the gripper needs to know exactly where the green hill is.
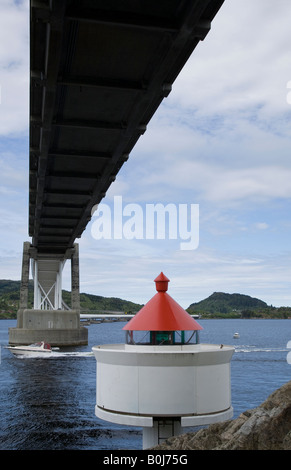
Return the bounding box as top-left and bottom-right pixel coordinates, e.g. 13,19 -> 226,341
0,280 -> 33,317
0,279 -> 142,319
187,292 -> 268,317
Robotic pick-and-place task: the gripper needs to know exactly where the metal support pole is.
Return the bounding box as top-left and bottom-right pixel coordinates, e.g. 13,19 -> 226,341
71,243 -> 80,311
54,261 -> 64,309
32,259 -> 40,309
19,242 -> 31,311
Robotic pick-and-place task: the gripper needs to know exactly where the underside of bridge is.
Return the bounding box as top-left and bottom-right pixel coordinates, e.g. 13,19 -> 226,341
9,0 -> 224,345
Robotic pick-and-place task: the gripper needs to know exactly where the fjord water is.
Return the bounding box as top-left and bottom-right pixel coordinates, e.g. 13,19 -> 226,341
0,319 -> 290,450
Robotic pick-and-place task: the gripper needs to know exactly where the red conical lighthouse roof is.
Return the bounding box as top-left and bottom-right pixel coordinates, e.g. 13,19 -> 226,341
123,273 -> 203,332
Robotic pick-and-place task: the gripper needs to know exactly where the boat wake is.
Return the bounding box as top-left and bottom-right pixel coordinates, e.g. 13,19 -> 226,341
234,345 -> 288,353
10,351 -> 94,359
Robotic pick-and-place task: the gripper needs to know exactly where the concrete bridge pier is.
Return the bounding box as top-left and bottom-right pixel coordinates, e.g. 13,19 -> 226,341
9,242 -> 88,346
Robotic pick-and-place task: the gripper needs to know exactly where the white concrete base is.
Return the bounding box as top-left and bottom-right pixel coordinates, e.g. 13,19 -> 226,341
93,342 -> 234,448
93,343 -> 234,417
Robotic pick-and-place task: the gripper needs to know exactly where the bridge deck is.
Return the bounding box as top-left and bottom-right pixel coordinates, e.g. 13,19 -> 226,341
29,0 -> 224,255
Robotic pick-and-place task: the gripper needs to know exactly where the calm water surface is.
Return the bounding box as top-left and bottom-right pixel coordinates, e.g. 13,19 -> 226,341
0,319 -> 290,450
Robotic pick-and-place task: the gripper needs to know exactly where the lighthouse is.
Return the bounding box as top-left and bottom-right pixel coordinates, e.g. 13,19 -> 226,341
92,273 -> 234,449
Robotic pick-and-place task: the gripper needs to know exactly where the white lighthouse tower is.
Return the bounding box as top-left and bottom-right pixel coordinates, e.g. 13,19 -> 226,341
92,273 -> 234,449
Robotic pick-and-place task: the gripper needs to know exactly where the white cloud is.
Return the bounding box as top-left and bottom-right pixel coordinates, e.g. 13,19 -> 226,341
0,0 -> 29,135
254,222 -> 269,231
170,0 -> 291,119
125,118 -> 291,205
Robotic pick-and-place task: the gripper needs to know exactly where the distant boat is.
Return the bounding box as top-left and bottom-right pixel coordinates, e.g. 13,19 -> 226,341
233,332 -> 240,339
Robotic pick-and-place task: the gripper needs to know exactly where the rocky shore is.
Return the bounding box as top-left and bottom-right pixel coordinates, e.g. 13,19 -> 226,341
153,381 -> 291,450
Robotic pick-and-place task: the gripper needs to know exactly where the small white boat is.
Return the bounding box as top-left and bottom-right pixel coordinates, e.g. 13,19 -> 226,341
7,341 -> 52,357
233,332 -> 240,339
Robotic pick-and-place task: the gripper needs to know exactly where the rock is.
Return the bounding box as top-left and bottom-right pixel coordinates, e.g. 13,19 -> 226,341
152,381 -> 291,450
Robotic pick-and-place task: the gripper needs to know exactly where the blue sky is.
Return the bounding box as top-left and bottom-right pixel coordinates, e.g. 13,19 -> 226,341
1,0 -> 291,308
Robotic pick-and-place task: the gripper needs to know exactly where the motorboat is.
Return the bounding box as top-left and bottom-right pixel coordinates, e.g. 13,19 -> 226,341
6,341 -> 52,357
233,332 -> 240,339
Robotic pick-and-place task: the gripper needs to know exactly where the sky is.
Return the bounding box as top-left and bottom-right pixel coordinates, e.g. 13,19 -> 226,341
1,0 -> 291,308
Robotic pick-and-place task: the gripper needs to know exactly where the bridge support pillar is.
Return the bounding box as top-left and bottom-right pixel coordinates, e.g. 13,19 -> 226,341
9,242 -> 88,346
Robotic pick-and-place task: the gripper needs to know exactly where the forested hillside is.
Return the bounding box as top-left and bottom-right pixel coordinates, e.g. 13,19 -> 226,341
0,280 -> 142,319
187,291 -> 291,319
